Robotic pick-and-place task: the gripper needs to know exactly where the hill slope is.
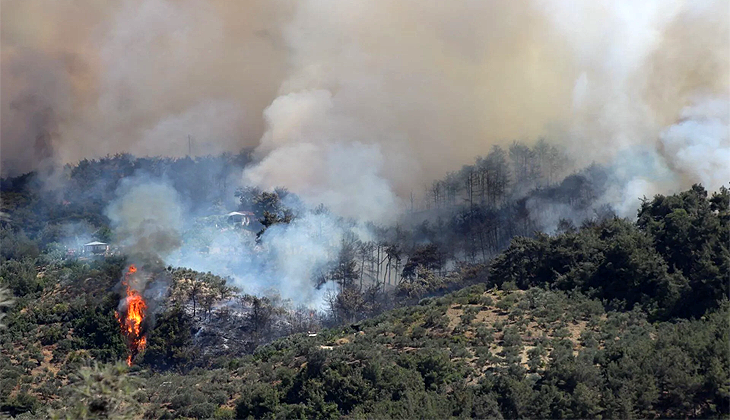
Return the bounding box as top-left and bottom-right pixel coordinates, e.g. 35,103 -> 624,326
9,285 -> 725,419
1,184 -> 728,419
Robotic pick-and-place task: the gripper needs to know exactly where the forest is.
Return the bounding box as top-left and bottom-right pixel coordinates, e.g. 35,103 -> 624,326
0,146 -> 728,419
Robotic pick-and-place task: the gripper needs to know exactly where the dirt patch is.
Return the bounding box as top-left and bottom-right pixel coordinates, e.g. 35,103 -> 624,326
445,307 -> 464,330
474,308 -> 504,327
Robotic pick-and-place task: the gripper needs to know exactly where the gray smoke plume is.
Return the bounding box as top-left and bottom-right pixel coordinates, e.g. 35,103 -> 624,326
105,176 -> 184,262
659,97 -> 729,191
164,202 -> 370,308
3,0 -> 728,219
1,0 -> 288,174
244,0 -> 728,218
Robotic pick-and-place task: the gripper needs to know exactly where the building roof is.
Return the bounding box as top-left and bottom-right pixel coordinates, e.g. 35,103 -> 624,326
226,211 -> 254,217
84,241 -> 108,246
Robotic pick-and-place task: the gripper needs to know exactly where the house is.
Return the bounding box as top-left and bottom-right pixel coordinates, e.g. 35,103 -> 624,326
226,211 -> 257,228
228,211 -> 264,232
83,241 -> 109,256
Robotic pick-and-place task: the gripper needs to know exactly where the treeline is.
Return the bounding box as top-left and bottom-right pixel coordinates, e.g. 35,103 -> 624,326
424,139 -> 571,210
1,140 -> 594,289
232,156 -> 613,325
490,184 -> 729,320
233,182 -> 728,350
0,150 -> 254,244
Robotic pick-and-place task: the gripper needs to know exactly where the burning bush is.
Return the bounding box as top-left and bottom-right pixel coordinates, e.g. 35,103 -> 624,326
115,265 -> 147,365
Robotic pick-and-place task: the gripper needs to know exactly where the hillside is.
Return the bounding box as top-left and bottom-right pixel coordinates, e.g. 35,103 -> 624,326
3,1 -> 729,418
1,178 -> 728,419
5,284 -> 726,419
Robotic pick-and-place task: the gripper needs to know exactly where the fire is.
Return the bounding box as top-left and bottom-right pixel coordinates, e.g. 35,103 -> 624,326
116,264 -> 147,366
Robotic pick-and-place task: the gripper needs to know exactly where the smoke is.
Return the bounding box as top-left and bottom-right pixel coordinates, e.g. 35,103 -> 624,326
244,0 -> 727,219
1,0 -> 288,173
163,202 -> 367,308
248,212 -> 352,306
659,97 -> 729,191
542,0 -> 729,214
242,1 -> 574,219
3,0 -> 728,218
101,172 -> 342,307
105,176 -> 184,262
243,90 -> 403,222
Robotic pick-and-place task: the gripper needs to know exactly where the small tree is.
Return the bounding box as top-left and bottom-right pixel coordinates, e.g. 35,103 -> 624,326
401,244 -> 442,280
0,286 -> 13,328
49,362 -> 142,419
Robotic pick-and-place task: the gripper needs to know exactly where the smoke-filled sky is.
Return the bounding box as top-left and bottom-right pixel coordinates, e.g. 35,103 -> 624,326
2,0 -> 728,219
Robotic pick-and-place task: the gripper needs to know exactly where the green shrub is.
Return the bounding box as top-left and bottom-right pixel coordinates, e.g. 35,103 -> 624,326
0,259 -> 42,297
496,293 -> 518,312
40,324 -> 66,346
1,391 -> 40,416
475,325 -> 494,347
461,306 -> 479,325
235,383 -> 279,419
423,309 -> 448,330
474,346 -> 490,359
450,344 -> 471,358
411,326 -> 426,339
502,326 -> 522,348
213,406 -> 235,419
183,402 -> 217,419
527,346 -> 546,371
501,281 -> 517,292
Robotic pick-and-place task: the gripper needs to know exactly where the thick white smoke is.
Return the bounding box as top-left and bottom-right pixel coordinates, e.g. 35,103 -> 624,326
241,0 -> 728,219
4,0 -> 727,217
7,0 -> 719,307
243,90 -> 403,222
659,96 -> 730,192
542,0 -> 729,214
165,207 -> 367,308
5,0 -> 729,288
603,95 -> 729,216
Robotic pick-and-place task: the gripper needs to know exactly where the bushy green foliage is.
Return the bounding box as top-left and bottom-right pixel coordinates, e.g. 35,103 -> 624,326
141,306 -> 195,370
0,258 -> 44,297
1,391 -> 40,417
1,178 -> 727,419
0,227 -> 39,262
637,185 -> 730,318
74,296 -> 127,362
490,185 -> 729,320
1,284 -> 727,419
48,362 -> 142,419
0,286 -> 12,328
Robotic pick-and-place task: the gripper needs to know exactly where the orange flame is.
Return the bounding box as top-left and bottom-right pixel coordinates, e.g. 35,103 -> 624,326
116,264 -> 147,366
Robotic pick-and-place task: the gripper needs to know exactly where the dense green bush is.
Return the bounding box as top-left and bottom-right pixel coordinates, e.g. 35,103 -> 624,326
142,306 -> 195,370
73,298 -> 126,362
0,259 -> 43,297
1,391 -> 40,417
490,186 -> 729,321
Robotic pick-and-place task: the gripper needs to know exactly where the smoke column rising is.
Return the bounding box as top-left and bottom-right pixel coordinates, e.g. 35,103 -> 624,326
105,176 -> 184,263
2,0 -> 728,217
